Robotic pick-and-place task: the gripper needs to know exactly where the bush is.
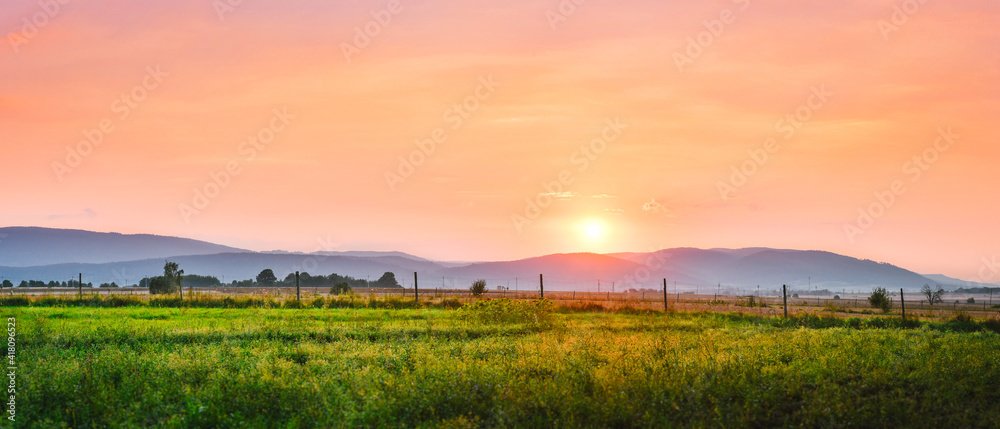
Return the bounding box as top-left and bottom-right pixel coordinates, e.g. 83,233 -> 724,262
0,296 -> 31,307
868,287 -> 893,313
330,282 -> 351,295
148,276 -> 177,295
833,295 -> 841,300
967,297 -> 975,304
470,279 -> 488,297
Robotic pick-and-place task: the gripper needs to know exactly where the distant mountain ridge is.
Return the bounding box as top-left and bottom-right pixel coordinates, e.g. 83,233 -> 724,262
0,227 -> 977,292
0,227 -> 247,267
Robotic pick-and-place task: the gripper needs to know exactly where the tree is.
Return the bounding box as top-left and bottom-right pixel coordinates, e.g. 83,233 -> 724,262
868,287 -> 893,313
1,280 -> 11,289
17,281 -> 27,288
148,276 -> 175,295
373,272 -> 400,288
256,269 -> 277,286
182,275 -> 221,288
164,261 -> 184,285
921,284 -> 945,306
331,282 -> 351,295
470,279 -> 488,297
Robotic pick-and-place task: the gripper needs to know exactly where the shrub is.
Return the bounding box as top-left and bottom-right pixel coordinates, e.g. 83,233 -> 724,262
331,282 -> 352,295
868,287 -> 893,313
0,296 -> 31,307
967,297 -> 975,304
833,295 -> 841,300
148,276 -> 177,295
470,279 -> 488,297
951,312 -> 974,323
921,284 -> 945,306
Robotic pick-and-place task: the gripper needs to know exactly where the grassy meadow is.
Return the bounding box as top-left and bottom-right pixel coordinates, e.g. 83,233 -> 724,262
4,295 -> 1000,428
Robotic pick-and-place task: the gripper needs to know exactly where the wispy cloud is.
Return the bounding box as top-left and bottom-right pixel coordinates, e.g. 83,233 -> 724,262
642,198 -> 672,216
48,208 -> 97,220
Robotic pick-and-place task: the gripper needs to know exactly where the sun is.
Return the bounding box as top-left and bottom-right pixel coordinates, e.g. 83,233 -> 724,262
578,219 -> 609,247
586,223 -> 602,238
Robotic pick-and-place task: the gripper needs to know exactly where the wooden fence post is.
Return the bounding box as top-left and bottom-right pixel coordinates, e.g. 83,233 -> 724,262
78,273 -> 82,300
539,274 -> 544,299
900,288 -> 905,321
663,278 -> 668,312
782,285 -> 788,318
414,272 -> 418,302
295,271 -> 300,302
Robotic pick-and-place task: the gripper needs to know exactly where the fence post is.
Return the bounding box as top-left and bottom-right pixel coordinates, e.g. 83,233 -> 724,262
900,288 -> 905,321
296,271 -> 300,302
782,285 -> 788,318
539,274 -> 544,299
78,273 -> 82,300
414,272 -> 418,302
663,278 -> 668,312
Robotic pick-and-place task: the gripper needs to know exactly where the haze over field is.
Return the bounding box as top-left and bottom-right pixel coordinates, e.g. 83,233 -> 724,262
2,0 -> 998,282
1,227 -> 993,293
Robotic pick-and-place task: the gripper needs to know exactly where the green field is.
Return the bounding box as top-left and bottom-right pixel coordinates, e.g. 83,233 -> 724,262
5,297 -> 1000,428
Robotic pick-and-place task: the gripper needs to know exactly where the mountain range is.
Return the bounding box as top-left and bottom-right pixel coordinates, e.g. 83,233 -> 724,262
0,227 -> 991,292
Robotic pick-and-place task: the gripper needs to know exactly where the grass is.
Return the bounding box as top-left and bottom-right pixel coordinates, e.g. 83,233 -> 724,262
5,296 -> 1000,428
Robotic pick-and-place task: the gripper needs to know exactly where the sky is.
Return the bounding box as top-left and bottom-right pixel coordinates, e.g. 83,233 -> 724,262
2,0 -> 998,281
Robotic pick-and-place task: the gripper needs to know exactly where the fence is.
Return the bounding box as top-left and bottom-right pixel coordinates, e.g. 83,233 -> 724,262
5,285 -> 998,317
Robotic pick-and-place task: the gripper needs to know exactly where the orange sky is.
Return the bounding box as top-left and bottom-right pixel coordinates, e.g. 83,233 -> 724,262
2,0 -> 998,281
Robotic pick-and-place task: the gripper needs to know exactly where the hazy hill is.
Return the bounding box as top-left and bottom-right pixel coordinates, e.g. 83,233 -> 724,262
922,274 -> 999,289
0,227 -> 950,292
0,227 -> 246,267
610,248 -> 940,292
437,253 -> 700,291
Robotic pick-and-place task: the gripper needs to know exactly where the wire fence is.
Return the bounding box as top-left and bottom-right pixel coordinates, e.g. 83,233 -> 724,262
7,285 -> 998,319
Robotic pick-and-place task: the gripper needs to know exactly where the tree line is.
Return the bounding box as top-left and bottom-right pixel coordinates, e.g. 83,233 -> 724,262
1,261 -> 403,293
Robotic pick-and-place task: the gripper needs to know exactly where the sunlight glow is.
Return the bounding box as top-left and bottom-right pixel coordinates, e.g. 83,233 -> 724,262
586,223 -> 602,239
